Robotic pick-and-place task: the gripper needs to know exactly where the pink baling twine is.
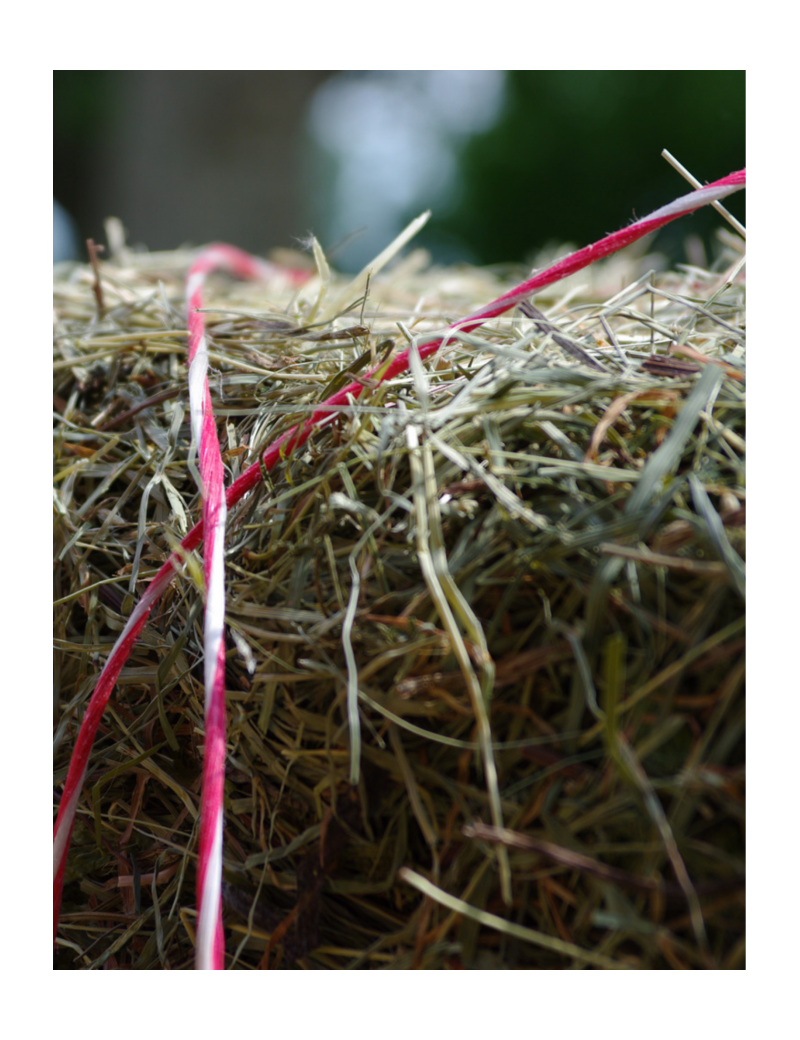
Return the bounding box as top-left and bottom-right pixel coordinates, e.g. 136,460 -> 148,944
54,169 -> 745,966
185,246 -> 303,969
53,245 -> 308,969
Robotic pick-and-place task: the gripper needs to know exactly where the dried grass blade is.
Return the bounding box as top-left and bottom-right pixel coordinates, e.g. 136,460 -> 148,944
405,421 -> 511,904
398,868 -> 631,969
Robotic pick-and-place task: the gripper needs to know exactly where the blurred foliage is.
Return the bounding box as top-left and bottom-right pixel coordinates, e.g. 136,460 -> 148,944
54,72 -> 120,257
434,71 -> 745,266
54,71 -> 116,139
53,71 -> 745,268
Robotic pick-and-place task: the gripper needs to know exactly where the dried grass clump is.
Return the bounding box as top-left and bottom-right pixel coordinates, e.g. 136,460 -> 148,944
54,228 -> 745,969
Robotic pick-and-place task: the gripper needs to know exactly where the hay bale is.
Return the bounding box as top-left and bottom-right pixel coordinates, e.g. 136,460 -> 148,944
54,230 -> 745,969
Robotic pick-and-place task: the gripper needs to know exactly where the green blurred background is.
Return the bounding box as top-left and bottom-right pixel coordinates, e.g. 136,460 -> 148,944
53,71 -> 745,270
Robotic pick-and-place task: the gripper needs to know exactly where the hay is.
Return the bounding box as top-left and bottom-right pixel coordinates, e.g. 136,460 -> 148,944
54,227 -> 745,969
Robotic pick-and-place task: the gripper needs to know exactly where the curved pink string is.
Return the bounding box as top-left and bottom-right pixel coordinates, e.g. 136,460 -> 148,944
186,246 -> 273,969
